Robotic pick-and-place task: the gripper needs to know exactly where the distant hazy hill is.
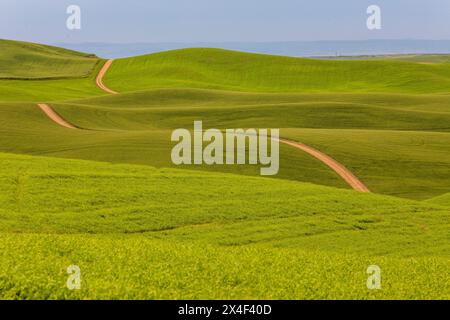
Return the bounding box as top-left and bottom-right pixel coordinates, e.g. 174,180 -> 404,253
56,39 -> 450,59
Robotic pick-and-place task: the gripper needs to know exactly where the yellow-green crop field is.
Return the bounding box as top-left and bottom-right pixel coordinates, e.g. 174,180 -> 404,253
0,39 -> 449,299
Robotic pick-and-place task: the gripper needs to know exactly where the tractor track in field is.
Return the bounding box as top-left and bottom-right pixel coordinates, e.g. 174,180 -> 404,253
36,58 -> 370,193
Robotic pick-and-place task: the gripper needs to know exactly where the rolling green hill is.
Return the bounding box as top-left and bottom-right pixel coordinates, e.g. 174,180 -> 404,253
0,40 -> 449,299
0,152 -> 449,299
0,101 -> 347,191
1,90 -> 450,199
1,88 -> 449,199
104,48 -> 450,94
0,39 -> 106,101
0,39 -> 99,79
0,76 -> 105,102
60,89 -> 450,132
0,42 -> 449,199
53,88 -> 450,199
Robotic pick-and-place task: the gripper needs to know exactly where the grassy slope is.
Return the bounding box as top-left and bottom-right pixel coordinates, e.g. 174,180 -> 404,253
0,39 -> 98,79
1,86 -> 449,199
49,88 -> 450,199
0,39 -> 106,102
323,54 -> 450,64
0,152 -> 449,299
0,77 -> 104,102
426,193 -> 450,206
62,89 -> 450,131
283,128 -> 450,200
0,44 -> 448,199
104,48 -> 450,94
0,61 -> 106,102
0,102 -> 345,190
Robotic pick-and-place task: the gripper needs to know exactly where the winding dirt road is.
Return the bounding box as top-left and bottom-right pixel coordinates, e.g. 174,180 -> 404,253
36,58 -> 370,192
95,60 -> 118,94
279,138 -> 370,192
37,103 -> 78,129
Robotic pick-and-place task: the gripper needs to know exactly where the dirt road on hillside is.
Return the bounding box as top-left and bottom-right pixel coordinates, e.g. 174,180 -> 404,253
95,60 -> 118,94
37,103 -> 78,129
279,138 -> 370,192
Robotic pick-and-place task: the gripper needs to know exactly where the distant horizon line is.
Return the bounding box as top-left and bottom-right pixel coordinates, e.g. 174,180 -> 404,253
53,39 -> 450,45
4,37 -> 450,46
4,38 -> 449,59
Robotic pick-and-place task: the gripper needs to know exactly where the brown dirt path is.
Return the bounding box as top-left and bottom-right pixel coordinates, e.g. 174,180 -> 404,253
37,103 -> 78,129
279,138 -> 370,192
95,60 -> 118,94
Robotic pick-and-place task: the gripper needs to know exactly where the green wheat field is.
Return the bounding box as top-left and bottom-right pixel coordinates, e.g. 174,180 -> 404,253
0,39 -> 449,299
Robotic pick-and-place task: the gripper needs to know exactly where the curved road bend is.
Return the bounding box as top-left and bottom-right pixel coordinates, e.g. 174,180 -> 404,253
95,59 -> 118,94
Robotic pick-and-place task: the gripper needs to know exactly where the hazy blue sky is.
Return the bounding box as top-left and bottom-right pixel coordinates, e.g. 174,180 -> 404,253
1,0 -> 449,43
